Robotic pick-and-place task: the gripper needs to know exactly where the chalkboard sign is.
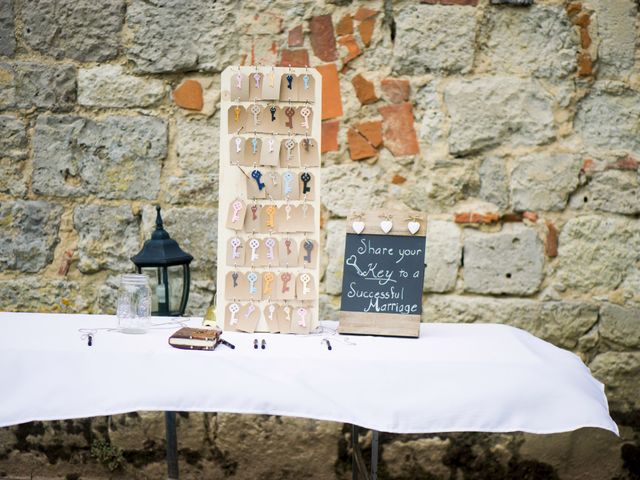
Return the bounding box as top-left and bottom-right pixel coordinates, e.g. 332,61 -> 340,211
338,210 -> 427,338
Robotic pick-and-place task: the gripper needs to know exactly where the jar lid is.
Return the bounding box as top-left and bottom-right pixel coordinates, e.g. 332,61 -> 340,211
120,273 -> 149,285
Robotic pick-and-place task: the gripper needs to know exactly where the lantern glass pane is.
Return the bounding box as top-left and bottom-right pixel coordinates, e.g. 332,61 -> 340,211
139,267 -> 161,313
168,265 -> 185,313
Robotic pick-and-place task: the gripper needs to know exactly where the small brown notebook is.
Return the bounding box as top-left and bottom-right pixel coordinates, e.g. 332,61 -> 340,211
168,327 -> 221,351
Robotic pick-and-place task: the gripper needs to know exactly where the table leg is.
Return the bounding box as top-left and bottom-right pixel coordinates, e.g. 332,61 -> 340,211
352,424 -> 359,480
165,411 -> 179,479
371,430 -> 379,480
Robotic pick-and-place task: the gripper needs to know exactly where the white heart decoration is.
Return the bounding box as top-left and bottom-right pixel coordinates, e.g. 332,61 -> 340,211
352,221 -> 365,234
408,221 -> 420,235
380,220 -> 393,234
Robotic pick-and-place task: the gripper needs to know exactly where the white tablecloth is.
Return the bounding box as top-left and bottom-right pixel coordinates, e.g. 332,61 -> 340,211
0,312 -> 618,435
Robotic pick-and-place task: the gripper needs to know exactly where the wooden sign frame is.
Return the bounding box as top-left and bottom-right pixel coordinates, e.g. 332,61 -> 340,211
338,210 -> 427,338
216,66 -> 322,334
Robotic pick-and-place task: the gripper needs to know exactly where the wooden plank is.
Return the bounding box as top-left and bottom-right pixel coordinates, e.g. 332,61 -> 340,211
347,210 -> 426,237
338,311 -> 420,338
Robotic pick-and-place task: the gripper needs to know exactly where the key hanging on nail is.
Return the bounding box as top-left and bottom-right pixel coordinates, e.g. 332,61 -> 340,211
245,303 -> 256,318
283,171 -> 294,197
300,273 -> 311,295
251,137 -> 258,155
265,205 -> 276,229
297,307 -> 308,327
284,107 -> 295,129
231,200 -> 243,223
301,172 -> 311,194
303,240 -> 314,263
285,239 -> 292,255
302,138 -> 311,152
232,271 -> 239,288
253,72 -> 261,89
249,239 -> 260,262
284,204 -> 292,220
281,272 -> 292,293
300,106 -> 310,130
270,106 -> 276,121
263,272 -> 274,295
268,171 -> 278,187
250,104 -> 261,125
286,74 -> 293,90
284,139 -> 295,163
265,238 -> 276,260
250,204 -> 258,220
235,137 -> 242,153
269,70 -> 275,88
231,237 -> 242,259
268,304 -> 276,322
247,272 -> 258,294
234,105 -> 241,123
268,138 -> 275,153
303,74 -> 309,90
284,305 -> 291,323
236,73 -> 242,90
229,303 -> 240,325
251,169 -> 265,190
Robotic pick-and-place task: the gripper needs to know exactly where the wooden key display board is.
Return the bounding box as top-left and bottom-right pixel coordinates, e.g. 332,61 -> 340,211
216,66 -> 322,334
338,210 -> 427,338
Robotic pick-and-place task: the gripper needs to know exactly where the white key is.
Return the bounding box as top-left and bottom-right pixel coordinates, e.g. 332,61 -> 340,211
247,272 -> 258,294
285,205 -> 292,220
250,104 -> 261,125
300,273 -> 311,295
235,137 -> 242,153
268,304 -> 276,322
297,307 -> 308,327
253,73 -> 261,89
283,171 -> 294,197
229,303 -> 240,325
268,138 -> 275,153
231,200 -> 243,223
265,238 -> 276,260
231,238 -> 242,259
235,73 -> 242,90
283,306 -> 291,323
300,107 -> 310,130
249,239 -> 260,262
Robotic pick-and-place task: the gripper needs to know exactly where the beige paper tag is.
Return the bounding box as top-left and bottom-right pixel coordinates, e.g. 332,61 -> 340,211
243,203 -> 262,232
263,171 -> 282,200
291,305 -> 312,334
261,70 -> 280,100
230,72 -> 249,101
261,204 -> 279,234
246,237 -> 266,266
278,304 -> 293,334
246,170 -> 266,200
237,303 -> 260,333
298,204 -> 315,233
279,138 -> 300,168
248,72 -> 263,101
243,137 -> 262,167
225,199 -> 246,230
229,136 -> 244,166
296,272 -> 315,300
263,303 -> 280,333
228,105 -> 247,134
263,237 -> 279,265
298,74 -> 315,102
227,236 -> 245,267
261,271 -> 277,300
299,137 -> 320,167
259,137 -> 279,167
278,237 -> 298,267
299,239 -> 317,268
246,271 -> 262,301
281,170 -> 300,200
299,171 -> 315,200
279,73 -> 299,102
225,271 -> 247,300
246,104 -> 264,133
224,302 -> 241,332
277,272 -> 296,300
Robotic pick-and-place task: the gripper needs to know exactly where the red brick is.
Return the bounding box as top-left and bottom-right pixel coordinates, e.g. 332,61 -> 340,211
355,120 -> 382,148
381,77 -> 410,103
310,15 -> 337,62
321,120 -> 340,153
279,49 -> 310,67
566,2 -> 582,16
545,220 -> 558,258
354,7 -> 378,21
358,18 -> 375,47
574,13 -> 590,27
378,102 -> 419,156
577,53 -> 593,76
455,212 -> 500,224
336,15 -> 354,36
173,79 -> 203,110
351,74 -> 377,105
607,155 -> 640,171
523,211 -> 539,223
580,27 -> 591,49
317,63 -> 343,120
288,25 -> 304,47
337,34 -> 362,64
501,213 -> 523,223
391,174 -> 406,185
348,128 -> 377,161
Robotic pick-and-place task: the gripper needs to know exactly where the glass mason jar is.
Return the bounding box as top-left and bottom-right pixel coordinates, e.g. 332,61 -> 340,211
116,274 -> 152,334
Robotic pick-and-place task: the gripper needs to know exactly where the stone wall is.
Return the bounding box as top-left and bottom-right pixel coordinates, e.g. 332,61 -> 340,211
0,0 -> 639,478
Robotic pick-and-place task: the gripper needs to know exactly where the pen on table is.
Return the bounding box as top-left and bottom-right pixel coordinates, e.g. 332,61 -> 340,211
261,339 -> 266,350
218,338 -> 235,350
253,339 -> 259,349
322,338 -> 332,351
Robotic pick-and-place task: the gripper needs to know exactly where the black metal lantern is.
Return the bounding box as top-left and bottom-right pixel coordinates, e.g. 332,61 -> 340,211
131,206 -> 193,316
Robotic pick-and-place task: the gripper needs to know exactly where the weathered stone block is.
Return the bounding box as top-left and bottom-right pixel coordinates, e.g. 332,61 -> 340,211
574,83 -> 640,154
19,0 -> 124,61
383,437 -> 450,479
393,4 -> 476,75
424,220 -> 461,293
141,206 -> 217,273
0,0 -> 15,57
32,115 -> 166,200
445,77 -> 555,156
324,219 -> 346,295
0,201 -> 63,273
589,0 -> 637,78
74,205 -> 140,274
463,224 -> 544,295
479,156 -> 509,209
599,303 -> 640,349
127,0 -> 237,73
569,170 -> 640,215
480,5 -> 577,79
556,216 -> 640,293
423,295 -> 598,349
0,114 -> 27,196
510,153 -> 582,211
78,65 -> 165,108
321,164 -> 385,217
0,279 -> 91,312
0,62 -> 76,111
590,352 -> 640,413
165,117 -> 219,205
404,163 -> 480,212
